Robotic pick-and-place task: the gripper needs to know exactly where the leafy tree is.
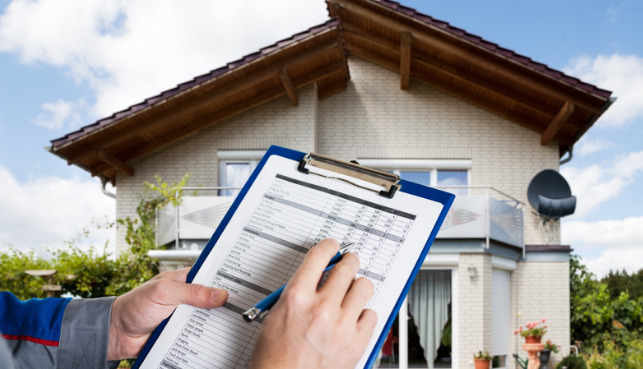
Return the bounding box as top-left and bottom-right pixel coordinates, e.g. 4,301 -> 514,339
602,269 -> 643,300
571,255 -> 643,352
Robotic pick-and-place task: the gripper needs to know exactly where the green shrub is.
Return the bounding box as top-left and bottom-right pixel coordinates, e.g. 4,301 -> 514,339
556,355 -> 587,369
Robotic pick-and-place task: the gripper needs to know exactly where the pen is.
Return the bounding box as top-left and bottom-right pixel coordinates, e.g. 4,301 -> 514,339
242,242 -> 355,322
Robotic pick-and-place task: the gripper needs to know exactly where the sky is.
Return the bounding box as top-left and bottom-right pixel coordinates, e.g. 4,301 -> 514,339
0,0 -> 641,277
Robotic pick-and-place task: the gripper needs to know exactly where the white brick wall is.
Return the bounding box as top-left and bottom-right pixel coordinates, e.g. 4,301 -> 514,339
115,84 -> 317,254
317,57 -> 561,246
509,261 -> 570,369
458,254 -> 493,368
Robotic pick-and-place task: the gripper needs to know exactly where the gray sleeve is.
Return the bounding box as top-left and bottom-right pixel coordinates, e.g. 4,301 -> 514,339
58,297 -> 121,369
0,335 -> 17,369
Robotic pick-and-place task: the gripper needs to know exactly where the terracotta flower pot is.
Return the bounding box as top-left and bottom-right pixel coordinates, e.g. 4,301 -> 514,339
474,358 -> 491,369
525,335 -> 542,344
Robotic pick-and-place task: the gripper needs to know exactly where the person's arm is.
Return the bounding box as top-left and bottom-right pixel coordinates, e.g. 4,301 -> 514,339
1,268 -> 228,369
251,238 -> 378,369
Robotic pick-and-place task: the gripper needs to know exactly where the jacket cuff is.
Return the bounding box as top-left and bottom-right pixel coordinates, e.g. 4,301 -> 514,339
58,297 -> 121,369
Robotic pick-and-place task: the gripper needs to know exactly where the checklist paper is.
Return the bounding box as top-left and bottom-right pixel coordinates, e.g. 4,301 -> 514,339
138,155 -> 444,369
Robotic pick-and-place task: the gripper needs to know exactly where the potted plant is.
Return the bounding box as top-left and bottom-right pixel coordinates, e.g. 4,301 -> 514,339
540,339 -> 560,368
473,350 -> 492,369
514,318 -> 548,343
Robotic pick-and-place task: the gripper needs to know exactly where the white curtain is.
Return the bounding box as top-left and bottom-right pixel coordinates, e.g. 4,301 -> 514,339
408,270 -> 451,368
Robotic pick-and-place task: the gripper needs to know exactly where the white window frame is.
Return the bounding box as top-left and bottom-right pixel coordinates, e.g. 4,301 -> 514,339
357,159 -> 471,195
217,150 -> 266,195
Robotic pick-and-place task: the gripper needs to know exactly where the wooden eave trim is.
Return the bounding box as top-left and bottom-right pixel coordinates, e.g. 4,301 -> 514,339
399,32 -> 411,90
97,150 -> 134,176
541,101 -> 575,146
65,38 -> 343,164
334,0 -> 610,102
55,27 -> 343,154
347,48 -> 571,145
344,26 -> 554,121
90,61 -> 347,177
280,69 -> 298,106
330,0 -> 604,115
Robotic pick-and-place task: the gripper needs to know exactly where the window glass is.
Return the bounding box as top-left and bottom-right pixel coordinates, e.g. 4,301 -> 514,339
400,171 -> 431,187
437,170 -> 468,195
221,162 -> 251,196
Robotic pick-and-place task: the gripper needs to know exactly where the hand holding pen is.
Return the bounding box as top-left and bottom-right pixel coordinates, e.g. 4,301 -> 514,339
249,238 -> 378,369
242,241 -> 355,322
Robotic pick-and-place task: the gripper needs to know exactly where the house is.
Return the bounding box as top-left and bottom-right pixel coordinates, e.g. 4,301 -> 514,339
48,1 -> 613,368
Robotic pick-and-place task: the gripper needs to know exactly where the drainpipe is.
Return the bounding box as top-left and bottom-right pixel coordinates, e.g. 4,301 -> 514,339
100,177 -> 116,199
559,146 -> 573,166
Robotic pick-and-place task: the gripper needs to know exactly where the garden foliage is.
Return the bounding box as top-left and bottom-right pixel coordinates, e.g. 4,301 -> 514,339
0,175 -> 189,300
570,254 -> 643,367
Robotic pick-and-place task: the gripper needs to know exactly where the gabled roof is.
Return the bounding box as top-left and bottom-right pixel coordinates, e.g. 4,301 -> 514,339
49,0 -> 612,185
50,18 -> 349,182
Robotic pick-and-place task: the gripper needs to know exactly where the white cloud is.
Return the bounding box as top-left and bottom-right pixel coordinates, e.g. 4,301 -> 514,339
606,6 -> 619,22
561,150 -> 643,218
564,54 -> 643,126
563,216 -> 643,250
0,0 -> 328,119
0,165 -> 115,256
33,99 -> 87,130
563,216 -> 643,277
577,138 -> 613,156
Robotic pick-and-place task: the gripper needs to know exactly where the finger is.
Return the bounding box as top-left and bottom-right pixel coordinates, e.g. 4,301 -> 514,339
319,252 -> 361,305
151,267 -> 190,282
286,238 -> 339,292
156,279 -> 228,309
340,276 -> 375,322
356,309 -> 378,341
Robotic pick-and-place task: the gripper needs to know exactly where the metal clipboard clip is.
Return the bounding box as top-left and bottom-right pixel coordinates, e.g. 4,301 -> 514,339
297,152 -> 401,198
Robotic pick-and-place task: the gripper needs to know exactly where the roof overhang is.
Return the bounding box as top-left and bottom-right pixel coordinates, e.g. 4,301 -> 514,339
326,0 -> 612,155
50,19 -> 349,184
49,0 -> 613,185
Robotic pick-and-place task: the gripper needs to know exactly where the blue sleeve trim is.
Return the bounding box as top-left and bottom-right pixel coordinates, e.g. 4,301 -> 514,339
0,292 -> 71,342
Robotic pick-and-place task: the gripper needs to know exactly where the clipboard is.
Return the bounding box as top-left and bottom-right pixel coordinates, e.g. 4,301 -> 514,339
133,145 -> 454,369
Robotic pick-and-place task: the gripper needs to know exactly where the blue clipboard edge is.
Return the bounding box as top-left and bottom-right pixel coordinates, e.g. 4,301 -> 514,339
363,179 -> 454,368
133,145 -> 455,369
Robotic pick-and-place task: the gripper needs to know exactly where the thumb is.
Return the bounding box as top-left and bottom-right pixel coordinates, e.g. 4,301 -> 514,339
163,280 -> 229,309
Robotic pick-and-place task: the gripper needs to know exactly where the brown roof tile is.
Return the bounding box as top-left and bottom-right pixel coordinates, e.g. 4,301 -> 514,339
51,18 -> 342,148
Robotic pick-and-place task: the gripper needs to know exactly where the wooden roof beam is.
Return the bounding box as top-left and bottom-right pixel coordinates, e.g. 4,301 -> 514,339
64,38 -> 343,164
345,29 -> 553,121
280,69 -> 298,106
400,32 -> 411,90
541,101 -> 575,146
97,150 -> 134,176
330,0 -> 603,115
347,44 -> 563,141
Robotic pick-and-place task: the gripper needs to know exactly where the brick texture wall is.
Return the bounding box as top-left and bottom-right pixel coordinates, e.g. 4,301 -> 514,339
317,57 -> 561,246
115,84 -> 317,254
509,261 -> 570,369
458,254 -> 493,368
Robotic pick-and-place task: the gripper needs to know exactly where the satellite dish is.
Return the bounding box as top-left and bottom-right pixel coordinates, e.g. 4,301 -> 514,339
527,169 -> 576,218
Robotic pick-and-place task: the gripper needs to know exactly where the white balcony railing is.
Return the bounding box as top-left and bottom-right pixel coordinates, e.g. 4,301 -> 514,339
156,186 -> 525,252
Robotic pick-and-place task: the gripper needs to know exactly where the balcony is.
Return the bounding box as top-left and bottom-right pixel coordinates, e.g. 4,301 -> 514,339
150,186 -> 525,261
